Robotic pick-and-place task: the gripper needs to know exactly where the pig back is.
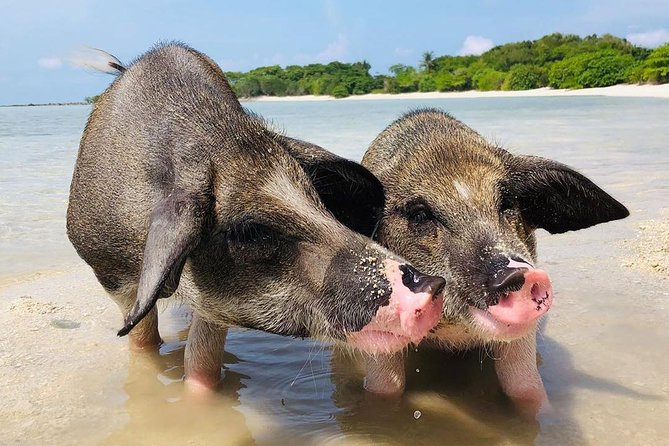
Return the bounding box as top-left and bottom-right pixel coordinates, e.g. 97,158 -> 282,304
66,43 -> 239,291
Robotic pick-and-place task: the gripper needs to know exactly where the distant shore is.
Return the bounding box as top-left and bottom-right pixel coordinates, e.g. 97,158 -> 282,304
0,101 -> 87,108
242,83 -> 669,102
3,84 -> 668,108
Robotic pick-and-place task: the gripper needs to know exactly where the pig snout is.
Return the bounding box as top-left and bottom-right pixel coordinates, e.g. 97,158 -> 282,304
347,260 -> 445,354
485,259 -> 553,326
470,258 -> 553,339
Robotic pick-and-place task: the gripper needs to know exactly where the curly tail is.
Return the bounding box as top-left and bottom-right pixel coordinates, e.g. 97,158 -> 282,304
70,47 -> 126,75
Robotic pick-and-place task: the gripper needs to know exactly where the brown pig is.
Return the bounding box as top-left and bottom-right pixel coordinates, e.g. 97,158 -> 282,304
66,44 -> 446,391
359,109 -> 629,416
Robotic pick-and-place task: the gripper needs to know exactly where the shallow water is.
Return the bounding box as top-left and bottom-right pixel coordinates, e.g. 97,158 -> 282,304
1,97 -> 668,445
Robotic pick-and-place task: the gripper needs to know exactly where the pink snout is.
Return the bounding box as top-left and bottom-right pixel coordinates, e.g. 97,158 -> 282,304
487,267 -> 553,326
347,260 -> 445,354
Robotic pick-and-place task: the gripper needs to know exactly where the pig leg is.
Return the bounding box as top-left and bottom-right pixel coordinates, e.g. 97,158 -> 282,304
493,332 -> 551,418
184,315 -> 227,393
362,351 -> 406,395
110,287 -> 162,350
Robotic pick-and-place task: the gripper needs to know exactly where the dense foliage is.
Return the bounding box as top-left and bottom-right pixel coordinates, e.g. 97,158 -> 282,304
226,61 -> 382,98
77,33 -> 660,101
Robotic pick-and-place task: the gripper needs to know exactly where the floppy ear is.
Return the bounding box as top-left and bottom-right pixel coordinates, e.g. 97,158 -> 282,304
117,190 -> 209,336
282,136 -> 385,237
503,155 -> 629,234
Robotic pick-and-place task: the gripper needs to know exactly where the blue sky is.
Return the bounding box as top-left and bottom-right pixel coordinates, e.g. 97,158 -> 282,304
2,0 -> 669,105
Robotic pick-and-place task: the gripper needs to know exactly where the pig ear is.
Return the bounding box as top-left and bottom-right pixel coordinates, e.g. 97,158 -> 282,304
117,190 -> 208,337
306,158 -> 386,236
282,136 -> 385,237
504,155 -> 629,234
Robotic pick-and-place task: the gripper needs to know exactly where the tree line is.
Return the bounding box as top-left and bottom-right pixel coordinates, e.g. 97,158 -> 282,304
224,33 -> 669,98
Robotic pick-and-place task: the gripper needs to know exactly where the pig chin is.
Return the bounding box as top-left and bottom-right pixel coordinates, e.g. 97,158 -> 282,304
469,306 -> 540,341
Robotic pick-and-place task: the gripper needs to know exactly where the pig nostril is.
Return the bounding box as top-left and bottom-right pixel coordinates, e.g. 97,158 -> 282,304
531,284 -> 549,302
399,264 -> 418,288
399,264 -> 445,298
415,308 -> 422,317
488,268 -> 526,294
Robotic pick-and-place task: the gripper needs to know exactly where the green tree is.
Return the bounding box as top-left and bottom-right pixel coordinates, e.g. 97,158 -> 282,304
389,64 -> 419,92
418,75 -> 437,92
233,76 -> 262,97
420,51 -> 436,72
331,84 -> 350,98
502,65 -> 548,90
548,53 -> 593,88
472,69 -> 506,90
433,69 -> 471,91
578,52 -> 635,87
259,76 -> 288,96
641,43 -> 669,83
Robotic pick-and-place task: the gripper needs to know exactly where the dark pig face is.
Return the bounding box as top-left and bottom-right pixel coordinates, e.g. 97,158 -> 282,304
362,109 -> 629,342
119,131 -> 445,354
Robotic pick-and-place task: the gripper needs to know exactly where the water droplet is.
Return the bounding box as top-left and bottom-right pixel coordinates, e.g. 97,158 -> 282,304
413,410 -> 422,419
415,368 -> 420,373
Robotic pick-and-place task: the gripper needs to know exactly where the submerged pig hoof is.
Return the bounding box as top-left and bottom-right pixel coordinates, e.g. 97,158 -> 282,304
184,372 -> 222,397
511,395 -> 553,422
128,337 -> 163,352
128,335 -> 163,353
535,402 -> 558,425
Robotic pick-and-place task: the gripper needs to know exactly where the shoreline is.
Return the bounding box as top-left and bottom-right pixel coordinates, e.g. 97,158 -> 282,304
0,102 -> 87,108
242,83 -> 669,102
2,84 -> 668,108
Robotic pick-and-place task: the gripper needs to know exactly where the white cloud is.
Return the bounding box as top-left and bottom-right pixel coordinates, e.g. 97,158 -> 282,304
37,57 -> 62,69
627,28 -> 669,48
314,33 -> 348,62
294,34 -> 349,64
458,35 -> 494,56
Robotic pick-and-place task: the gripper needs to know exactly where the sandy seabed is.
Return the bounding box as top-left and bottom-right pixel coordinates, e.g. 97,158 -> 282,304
623,209 -> 669,277
242,84 -> 669,102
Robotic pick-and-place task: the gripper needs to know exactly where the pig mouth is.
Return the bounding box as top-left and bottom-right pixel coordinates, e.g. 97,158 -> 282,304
469,280 -> 554,340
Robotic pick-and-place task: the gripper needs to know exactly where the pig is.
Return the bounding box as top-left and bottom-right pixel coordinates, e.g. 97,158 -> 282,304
358,109 -> 629,415
66,44 -> 446,391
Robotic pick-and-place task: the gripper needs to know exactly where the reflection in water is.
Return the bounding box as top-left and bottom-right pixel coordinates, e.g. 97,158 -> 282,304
101,327 -> 257,446
101,310 -> 664,445
330,347 -> 540,445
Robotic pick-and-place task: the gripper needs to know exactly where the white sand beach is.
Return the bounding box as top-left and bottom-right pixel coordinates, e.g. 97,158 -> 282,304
243,83 -> 669,102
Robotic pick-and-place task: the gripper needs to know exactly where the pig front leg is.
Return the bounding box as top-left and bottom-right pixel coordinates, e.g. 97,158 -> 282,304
493,332 -> 551,418
184,315 -> 228,394
362,351 -> 406,395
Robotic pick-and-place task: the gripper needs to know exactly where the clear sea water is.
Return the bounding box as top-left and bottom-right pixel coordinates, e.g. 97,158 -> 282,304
1,97 -> 668,444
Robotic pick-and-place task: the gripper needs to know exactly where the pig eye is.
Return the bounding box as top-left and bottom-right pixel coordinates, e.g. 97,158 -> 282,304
226,221 -> 285,263
499,192 -> 519,217
405,201 -> 436,226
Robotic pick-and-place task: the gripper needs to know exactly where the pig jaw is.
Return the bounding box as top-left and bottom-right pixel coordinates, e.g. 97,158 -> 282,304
470,267 -> 553,341
347,259 -> 445,354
